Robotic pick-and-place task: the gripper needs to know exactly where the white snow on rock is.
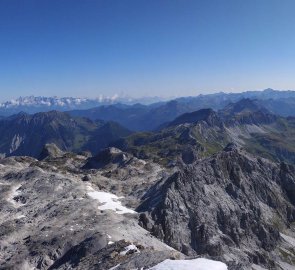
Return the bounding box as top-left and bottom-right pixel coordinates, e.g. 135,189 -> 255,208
150,258 -> 228,270
119,244 -> 140,256
87,189 -> 135,214
16,214 -> 26,219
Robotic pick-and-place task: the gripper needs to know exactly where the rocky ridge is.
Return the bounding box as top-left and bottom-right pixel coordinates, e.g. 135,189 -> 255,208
137,144 -> 295,269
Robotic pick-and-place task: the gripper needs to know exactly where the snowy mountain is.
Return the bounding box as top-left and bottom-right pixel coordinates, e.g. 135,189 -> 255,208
0,95 -> 166,116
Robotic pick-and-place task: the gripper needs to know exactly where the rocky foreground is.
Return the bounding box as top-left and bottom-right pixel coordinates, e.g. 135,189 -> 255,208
0,145 -> 295,269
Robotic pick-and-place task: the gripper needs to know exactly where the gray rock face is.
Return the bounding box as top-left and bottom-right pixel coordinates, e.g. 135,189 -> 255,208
137,147 -> 295,269
0,154 -> 179,270
49,239 -> 179,270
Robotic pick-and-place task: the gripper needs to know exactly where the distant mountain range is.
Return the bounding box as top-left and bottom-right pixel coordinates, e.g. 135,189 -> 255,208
1,90 -> 295,131
68,89 -> 295,131
1,97 -> 295,166
2,88 -> 295,159
0,95 -> 167,116
112,98 -> 295,165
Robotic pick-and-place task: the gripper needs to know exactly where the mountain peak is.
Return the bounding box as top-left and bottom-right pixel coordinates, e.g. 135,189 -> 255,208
33,110 -> 70,119
263,88 -> 275,92
168,108 -> 221,127
220,99 -> 278,126
220,98 -> 269,116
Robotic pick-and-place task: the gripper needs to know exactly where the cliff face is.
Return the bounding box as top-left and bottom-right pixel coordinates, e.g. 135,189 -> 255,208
138,145 -> 295,269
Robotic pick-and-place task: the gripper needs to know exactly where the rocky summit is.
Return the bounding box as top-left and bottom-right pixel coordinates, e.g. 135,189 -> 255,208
0,150 -> 180,270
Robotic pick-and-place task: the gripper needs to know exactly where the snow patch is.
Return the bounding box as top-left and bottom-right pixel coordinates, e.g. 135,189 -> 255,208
87,189 -> 135,215
150,258 -> 227,270
120,244 -> 140,256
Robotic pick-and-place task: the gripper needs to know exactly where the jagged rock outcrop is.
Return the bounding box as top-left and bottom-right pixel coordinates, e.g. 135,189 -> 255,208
137,145 -> 295,269
83,147 -> 131,169
39,143 -> 64,160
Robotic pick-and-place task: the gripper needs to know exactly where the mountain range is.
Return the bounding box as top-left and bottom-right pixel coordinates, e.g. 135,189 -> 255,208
2,97 -> 295,166
68,89 -> 295,131
0,111 -> 131,158
2,89 -> 295,129
2,90 -> 295,269
0,95 -> 167,116
110,99 -> 295,167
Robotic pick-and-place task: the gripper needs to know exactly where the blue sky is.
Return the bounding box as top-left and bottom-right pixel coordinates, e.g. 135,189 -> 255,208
1,0 -> 295,101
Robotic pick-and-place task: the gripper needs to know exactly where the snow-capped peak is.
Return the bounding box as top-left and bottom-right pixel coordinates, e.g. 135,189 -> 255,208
0,95 -> 120,109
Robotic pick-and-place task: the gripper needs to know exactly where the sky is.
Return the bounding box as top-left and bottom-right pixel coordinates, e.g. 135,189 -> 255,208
1,0 -> 295,101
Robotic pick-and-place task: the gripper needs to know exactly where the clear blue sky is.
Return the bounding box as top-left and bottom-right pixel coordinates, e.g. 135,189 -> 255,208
1,0 -> 295,101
